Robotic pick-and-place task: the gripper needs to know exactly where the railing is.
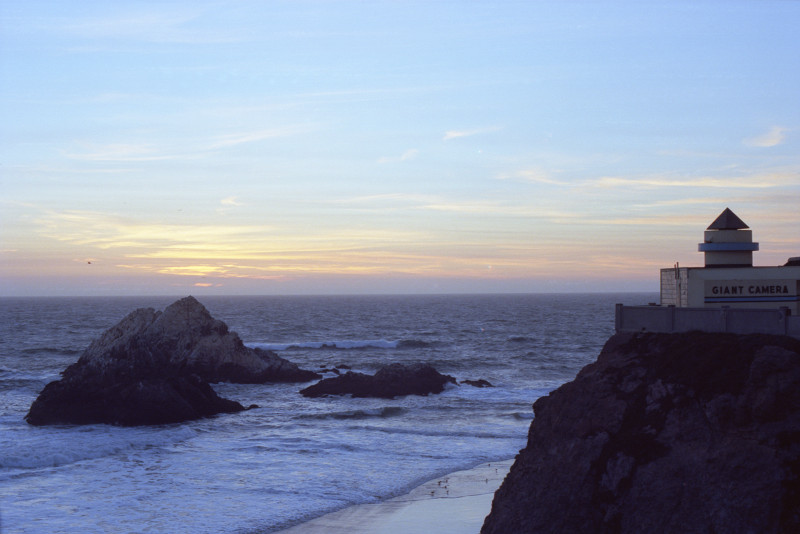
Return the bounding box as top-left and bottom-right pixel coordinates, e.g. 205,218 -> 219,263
615,304 -> 800,339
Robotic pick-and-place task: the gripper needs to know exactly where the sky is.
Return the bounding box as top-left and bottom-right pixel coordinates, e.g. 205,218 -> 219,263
1,0 -> 798,296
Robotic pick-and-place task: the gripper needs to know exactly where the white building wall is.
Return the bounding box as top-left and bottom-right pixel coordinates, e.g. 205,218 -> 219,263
684,266 -> 800,314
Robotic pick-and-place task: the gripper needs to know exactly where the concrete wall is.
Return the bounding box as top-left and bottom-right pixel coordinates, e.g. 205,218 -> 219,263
615,304 -> 800,339
660,268 -> 688,307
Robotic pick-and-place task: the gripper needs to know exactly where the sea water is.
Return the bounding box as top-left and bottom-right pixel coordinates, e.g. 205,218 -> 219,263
0,293 -> 654,533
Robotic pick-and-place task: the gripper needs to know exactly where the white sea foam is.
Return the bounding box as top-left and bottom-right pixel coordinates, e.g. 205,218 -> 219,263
0,424 -> 197,469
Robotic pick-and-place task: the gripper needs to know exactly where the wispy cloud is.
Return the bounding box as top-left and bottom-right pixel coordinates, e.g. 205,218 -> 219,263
400,149 -> 419,160
216,196 -> 244,216
62,143 -> 186,162
591,176 -> 738,189
62,126 -> 309,162
744,126 -> 788,148
220,196 -> 243,207
332,193 -> 434,212
631,197 -> 733,209
494,169 -> 568,186
34,210 -> 273,251
4,163 -> 135,175
377,149 -> 419,164
588,172 -> 797,189
442,126 -> 502,141
332,192 -> 578,220
58,6 -> 241,45
208,127 -> 307,149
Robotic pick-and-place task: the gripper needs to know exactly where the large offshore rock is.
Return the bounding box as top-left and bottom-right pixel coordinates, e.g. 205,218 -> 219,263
300,363 -> 457,399
76,296 -> 319,384
26,296 -> 319,426
482,331 -> 800,534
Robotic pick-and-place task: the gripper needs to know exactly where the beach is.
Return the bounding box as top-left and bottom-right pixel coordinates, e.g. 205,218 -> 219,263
275,459 -> 513,534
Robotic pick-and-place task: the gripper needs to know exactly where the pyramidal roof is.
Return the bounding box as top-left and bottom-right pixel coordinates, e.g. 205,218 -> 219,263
707,208 -> 749,230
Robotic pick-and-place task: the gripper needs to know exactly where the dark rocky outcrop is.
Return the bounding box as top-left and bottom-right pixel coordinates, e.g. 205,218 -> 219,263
73,296 -> 319,384
482,331 -> 800,534
26,373 -> 246,426
26,296 -> 319,426
299,363 -> 457,399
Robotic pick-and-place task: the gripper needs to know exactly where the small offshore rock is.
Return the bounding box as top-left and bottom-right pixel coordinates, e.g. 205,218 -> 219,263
462,379 -> 494,388
300,363 -> 457,399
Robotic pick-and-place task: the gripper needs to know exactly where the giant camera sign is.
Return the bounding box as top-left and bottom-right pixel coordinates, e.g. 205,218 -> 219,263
705,280 -> 797,303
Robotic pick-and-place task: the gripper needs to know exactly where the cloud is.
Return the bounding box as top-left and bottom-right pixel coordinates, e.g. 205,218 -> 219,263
495,169 -> 568,185
339,193 -> 433,204
588,172 -> 797,190
57,6 -> 240,45
744,126 -> 788,148
591,176 -> 733,188
377,149 -> 419,164
217,196 -> 244,215
62,126 -> 308,163
209,128 -> 306,149
442,126 -> 502,141
34,210 -> 273,251
62,143 -> 184,162
400,149 -> 419,161
332,193 -> 434,212
220,196 -> 243,206
11,164 -> 135,175
632,197 -> 732,209
331,193 -> 577,220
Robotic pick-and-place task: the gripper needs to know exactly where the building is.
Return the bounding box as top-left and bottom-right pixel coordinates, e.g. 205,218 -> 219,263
660,208 -> 800,314
616,208 -> 800,339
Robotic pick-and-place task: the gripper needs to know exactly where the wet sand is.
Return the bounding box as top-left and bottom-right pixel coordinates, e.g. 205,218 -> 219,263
275,459 -> 512,534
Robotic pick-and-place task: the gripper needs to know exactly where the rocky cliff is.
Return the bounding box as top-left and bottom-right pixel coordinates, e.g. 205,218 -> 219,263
482,331 -> 800,534
26,296 -> 319,426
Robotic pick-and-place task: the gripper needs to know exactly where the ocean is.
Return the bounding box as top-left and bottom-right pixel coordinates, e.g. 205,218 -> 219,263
0,293 -> 654,533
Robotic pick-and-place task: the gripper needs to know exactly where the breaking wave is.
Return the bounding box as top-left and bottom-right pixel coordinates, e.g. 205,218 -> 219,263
301,406 -> 408,421
251,338 -> 438,351
0,425 -> 197,469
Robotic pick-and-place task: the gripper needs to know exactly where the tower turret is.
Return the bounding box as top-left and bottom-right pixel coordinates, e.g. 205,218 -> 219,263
698,207 -> 759,267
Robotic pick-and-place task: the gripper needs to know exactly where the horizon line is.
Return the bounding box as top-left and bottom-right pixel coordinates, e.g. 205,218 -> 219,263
0,289 -> 659,299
